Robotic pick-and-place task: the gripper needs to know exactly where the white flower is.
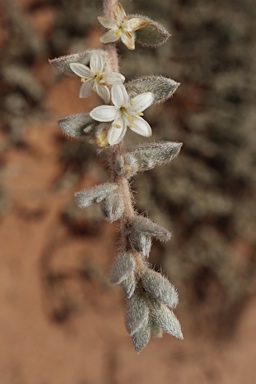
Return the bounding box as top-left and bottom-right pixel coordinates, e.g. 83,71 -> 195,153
90,82 -> 154,146
98,2 -> 147,50
70,51 -> 125,103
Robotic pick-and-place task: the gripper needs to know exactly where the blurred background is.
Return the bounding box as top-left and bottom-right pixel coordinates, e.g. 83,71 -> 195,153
0,0 -> 256,383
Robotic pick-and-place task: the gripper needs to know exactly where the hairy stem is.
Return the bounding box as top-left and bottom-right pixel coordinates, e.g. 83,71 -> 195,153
102,0 -> 135,252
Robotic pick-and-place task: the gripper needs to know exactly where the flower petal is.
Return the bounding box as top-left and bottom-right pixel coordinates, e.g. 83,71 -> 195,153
111,83 -> 129,107
90,105 -> 117,122
121,31 -> 135,50
130,116 -> 152,137
100,30 -> 120,44
90,51 -> 104,73
113,2 -> 127,24
95,82 -> 110,104
130,92 -> 154,112
97,16 -> 117,29
103,72 -> 125,84
70,63 -> 91,78
79,79 -> 93,98
126,18 -> 148,32
107,118 -> 127,145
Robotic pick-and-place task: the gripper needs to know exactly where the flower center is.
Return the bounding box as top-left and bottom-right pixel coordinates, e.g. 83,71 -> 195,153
119,106 -> 135,128
115,19 -> 128,36
92,72 -> 104,82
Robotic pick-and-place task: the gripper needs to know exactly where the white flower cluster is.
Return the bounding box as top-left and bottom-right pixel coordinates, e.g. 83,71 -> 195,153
69,2 -> 153,146
50,0 -> 182,354
70,50 -> 154,146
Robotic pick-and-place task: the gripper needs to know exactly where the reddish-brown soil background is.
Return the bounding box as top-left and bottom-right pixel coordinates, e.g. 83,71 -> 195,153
0,0 -> 256,383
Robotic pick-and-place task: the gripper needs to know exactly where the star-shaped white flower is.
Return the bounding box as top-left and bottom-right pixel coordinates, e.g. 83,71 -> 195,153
98,2 -> 147,50
70,51 -> 125,103
90,82 -> 154,146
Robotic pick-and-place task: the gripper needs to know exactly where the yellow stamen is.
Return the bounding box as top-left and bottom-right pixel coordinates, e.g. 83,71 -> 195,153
136,112 -> 144,116
113,124 -> 121,129
125,31 -> 133,39
81,78 -> 85,83
127,115 -> 134,122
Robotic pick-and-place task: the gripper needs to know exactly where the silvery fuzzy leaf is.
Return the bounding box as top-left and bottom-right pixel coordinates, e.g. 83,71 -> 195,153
128,231 -> 152,258
58,113 -> 96,138
132,142 -> 183,172
110,251 -> 135,285
49,49 -> 107,76
131,216 -> 171,243
130,15 -> 170,47
131,320 -> 151,353
121,272 -> 136,299
115,142 -> 182,177
114,153 -> 139,179
126,76 -> 180,104
102,190 -> 124,222
125,290 -> 149,336
75,183 -> 116,208
141,268 -> 178,308
150,301 -> 183,340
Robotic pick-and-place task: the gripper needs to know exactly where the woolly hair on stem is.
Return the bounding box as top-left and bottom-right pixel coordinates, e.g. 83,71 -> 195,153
50,0 -> 183,353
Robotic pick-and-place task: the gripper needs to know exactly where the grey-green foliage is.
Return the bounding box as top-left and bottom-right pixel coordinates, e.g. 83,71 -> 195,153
58,113 -> 96,138
132,15 -> 170,47
110,251 -> 136,285
126,76 -> 179,104
121,272 -> 136,299
123,275 -> 182,352
129,216 -> 171,242
102,190 -> 124,222
132,142 -> 182,172
125,290 -> 149,335
49,49 -> 106,76
128,231 -> 152,257
149,299 -> 183,340
75,183 -> 116,208
131,320 -> 151,353
49,0 -> 184,353
141,268 -> 178,308
115,142 -> 182,178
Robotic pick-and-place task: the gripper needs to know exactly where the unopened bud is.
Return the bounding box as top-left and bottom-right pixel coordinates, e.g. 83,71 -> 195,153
94,124 -> 109,148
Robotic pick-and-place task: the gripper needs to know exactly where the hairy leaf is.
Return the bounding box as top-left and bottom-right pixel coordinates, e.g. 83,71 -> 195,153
49,49 -> 106,76
110,252 -> 136,285
58,113 -> 96,138
126,75 -> 180,104
121,272 -> 136,298
133,15 -> 170,47
131,216 -> 171,242
142,268 -> 178,308
102,190 -> 124,222
125,290 -> 149,335
131,320 -> 151,353
128,231 -> 152,258
75,183 -> 116,208
150,301 -> 183,340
